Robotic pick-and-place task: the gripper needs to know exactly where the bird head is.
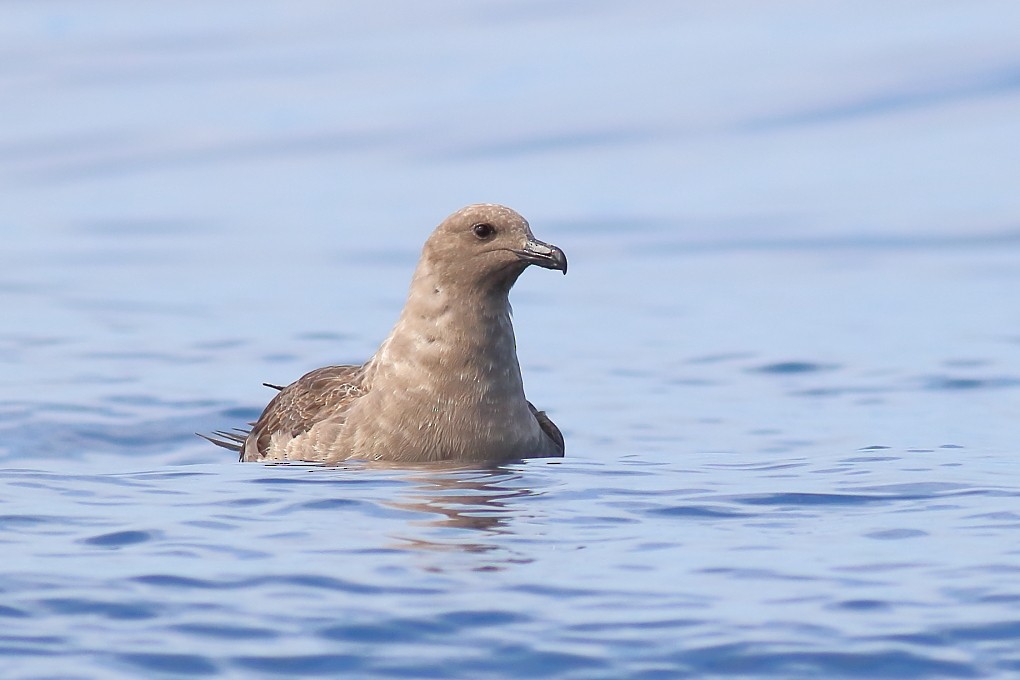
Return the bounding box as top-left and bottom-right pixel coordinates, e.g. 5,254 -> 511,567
421,204 -> 567,292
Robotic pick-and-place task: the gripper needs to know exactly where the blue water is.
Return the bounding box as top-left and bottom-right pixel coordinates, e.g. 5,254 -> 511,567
4,2 -> 1020,678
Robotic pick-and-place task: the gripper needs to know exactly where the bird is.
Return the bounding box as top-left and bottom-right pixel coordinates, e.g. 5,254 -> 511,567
202,203 -> 566,465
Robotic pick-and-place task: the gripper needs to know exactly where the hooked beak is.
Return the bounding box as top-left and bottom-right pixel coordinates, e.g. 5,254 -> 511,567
514,238 -> 568,274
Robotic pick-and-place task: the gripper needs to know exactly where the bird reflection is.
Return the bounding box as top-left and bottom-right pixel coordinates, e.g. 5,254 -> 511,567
381,465 -> 538,569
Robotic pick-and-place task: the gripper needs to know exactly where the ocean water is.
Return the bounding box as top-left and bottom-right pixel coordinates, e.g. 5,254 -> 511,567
3,2 -> 1020,678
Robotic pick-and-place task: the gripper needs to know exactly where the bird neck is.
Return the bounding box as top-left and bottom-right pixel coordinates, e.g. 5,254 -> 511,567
366,272 -> 525,396
347,267 -> 544,463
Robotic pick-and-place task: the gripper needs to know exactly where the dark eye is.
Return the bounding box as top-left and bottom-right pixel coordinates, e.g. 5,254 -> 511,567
472,223 -> 495,239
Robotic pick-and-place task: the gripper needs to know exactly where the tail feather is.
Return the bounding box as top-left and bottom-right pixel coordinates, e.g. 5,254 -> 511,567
196,428 -> 249,454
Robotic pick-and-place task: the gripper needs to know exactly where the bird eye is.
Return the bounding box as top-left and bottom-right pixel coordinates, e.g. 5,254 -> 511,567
472,223 -> 495,239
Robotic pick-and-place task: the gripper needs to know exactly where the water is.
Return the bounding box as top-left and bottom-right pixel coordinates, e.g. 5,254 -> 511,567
3,1 -> 1020,677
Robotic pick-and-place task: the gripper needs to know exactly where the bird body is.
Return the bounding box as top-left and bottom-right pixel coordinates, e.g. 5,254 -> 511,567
205,204 -> 565,465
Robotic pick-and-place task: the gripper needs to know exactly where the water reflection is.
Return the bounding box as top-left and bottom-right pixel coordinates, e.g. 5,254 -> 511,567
384,467 -> 537,568
389,467 -> 532,531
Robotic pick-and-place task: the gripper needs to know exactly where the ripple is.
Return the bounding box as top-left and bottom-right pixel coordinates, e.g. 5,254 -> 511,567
922,375 -> 1020,391
131,573 -> 443,596
0,605 -> 30,618
81,529 -> 157,547
170,622 -> 280,640
938,620 -> 1020,643
828,599 -> 894,611
750,361 -> 839,375
39,598 -> 161,620
865,529 -> 928,540
454,644 -> 604,677
736,492 -> 889,507
680,645 -> 978,678
281,498 -> 364,512
117,653 -> 218,676
230,653 -> 363,675
132,575 -> 228,590
646,505 -> 749,519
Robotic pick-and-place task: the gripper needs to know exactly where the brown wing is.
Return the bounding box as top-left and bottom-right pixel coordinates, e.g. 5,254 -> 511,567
528,401 -> 564,456
243,364 -> 365,461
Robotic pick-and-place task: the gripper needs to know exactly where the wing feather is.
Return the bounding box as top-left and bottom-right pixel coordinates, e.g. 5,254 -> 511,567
204,364 -> 364,461
527,401 -> 564,456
